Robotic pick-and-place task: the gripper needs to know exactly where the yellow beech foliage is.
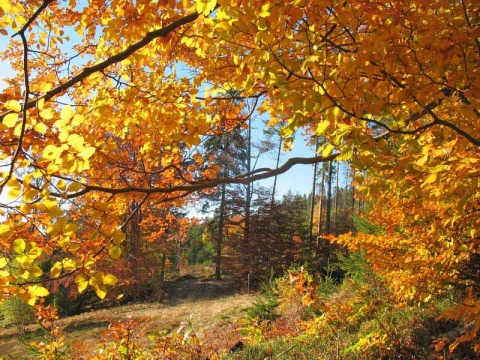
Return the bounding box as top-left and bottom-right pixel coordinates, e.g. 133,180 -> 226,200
0,0 -> 478,329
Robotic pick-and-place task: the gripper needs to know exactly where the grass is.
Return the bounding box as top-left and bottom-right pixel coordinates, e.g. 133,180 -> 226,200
0,275 -> 255,359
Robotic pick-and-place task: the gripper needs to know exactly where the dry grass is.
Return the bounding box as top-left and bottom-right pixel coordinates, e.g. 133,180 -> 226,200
0,277 -> 255,359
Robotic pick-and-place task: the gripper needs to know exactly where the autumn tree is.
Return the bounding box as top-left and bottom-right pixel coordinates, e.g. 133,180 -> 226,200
0,1 -> 479,350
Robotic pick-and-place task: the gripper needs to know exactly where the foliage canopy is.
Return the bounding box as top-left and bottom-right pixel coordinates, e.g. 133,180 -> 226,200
0,0 -> 478,348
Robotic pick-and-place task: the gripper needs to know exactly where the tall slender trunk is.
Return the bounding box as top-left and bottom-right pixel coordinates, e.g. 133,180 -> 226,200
334,161 -> 340,235
266,138 -> 282,238
325,161 -> 333,261
351,169 -> 356,229
270,138 -> 282,211
159,234 -> 168,283
317,167 -> 325,235
315,165 -> 325,257
215,182 -> 226,280
309,138 -> 319,249
325,160 -> 333,235
243,119 -> 252,270
160,251 -> 166,283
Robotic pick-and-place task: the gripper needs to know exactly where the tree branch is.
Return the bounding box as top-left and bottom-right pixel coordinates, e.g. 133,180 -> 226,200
44,154 -> 339,199
0,11 -> 200,123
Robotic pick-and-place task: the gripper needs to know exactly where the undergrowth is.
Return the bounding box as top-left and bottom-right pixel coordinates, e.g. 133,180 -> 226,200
232,252 -> 480,360
3,254 -> 479,359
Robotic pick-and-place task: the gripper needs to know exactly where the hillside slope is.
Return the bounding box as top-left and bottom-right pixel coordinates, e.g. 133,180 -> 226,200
0,277 -> 254,359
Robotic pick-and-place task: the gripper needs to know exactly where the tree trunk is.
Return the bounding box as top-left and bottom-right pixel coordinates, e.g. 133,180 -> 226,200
270,138 -> 282,211
243,118 -> 252,271
315,165 -> 325,258
266,137 -> 282,238
309,138 -> 319,249
160,251 -> 166,284
334,161 -> 339,235
215,182 -> 226,280
325,160 -> 334,261
326,160 -> 333,235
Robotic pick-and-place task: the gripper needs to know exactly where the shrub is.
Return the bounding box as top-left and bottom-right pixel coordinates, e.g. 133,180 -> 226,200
0,296 -> 35,338
246,272 -> 280,323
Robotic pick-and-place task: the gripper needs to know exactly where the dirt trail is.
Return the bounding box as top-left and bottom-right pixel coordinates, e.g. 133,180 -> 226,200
0,276 -> 255,359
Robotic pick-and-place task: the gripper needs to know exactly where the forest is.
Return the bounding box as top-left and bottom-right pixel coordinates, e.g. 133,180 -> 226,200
0,0 -> 479,358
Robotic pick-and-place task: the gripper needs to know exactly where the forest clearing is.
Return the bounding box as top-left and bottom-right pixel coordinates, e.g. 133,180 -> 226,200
0,273 -> 254,359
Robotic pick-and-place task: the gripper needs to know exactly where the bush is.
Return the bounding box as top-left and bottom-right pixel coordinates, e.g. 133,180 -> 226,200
247,272 -> 280,323
0,296 -> 35,338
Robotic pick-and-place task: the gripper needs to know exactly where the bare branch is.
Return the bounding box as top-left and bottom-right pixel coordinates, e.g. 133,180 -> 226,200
43,154 -> 340,199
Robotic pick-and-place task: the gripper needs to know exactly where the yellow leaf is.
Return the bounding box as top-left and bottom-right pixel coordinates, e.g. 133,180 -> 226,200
63,258 -> 77,272
112,229 -> 126,244
337,147 -> 353,161
4,99 -> 21,112
39,108 -> 54,120
322,144 -> 334,157
28,265 -> 43,278
56,179 -> 67,191
79,146 -> 95,160
33,122 -> 48,134
50,261 -> 62,278
13,238 -> 26,254
28,285 -> 49,297
16,254 -> 32,266
23,188 -> 39,202
316,121 -> 329,135
37,98 -> 45,110
109,245 -> 121,259
27,296 -> 36,306
75,274 -> 89,293
7,187 -> 21,200
67,181 -> 84,192
196,0 -> 217,15
61,105 -> 74,122
27,245 -> 42,258
282,137 -> 294,152
259,3 -> 272,17
93,283 -> 107,299
0,224 -> 11,236
3,113 -> 18,128
424,173 -> 437,185
103,274 -> 118,286
257,18 -> 267,31
0,257 -> 7,269
19,269 -> 29,279
42,144 -> 61,160
293,0 -> 306,5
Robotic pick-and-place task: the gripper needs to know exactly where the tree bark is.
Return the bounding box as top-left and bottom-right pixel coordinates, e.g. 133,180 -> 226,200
215,182 -> 226,280
309,138 -> 319,249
